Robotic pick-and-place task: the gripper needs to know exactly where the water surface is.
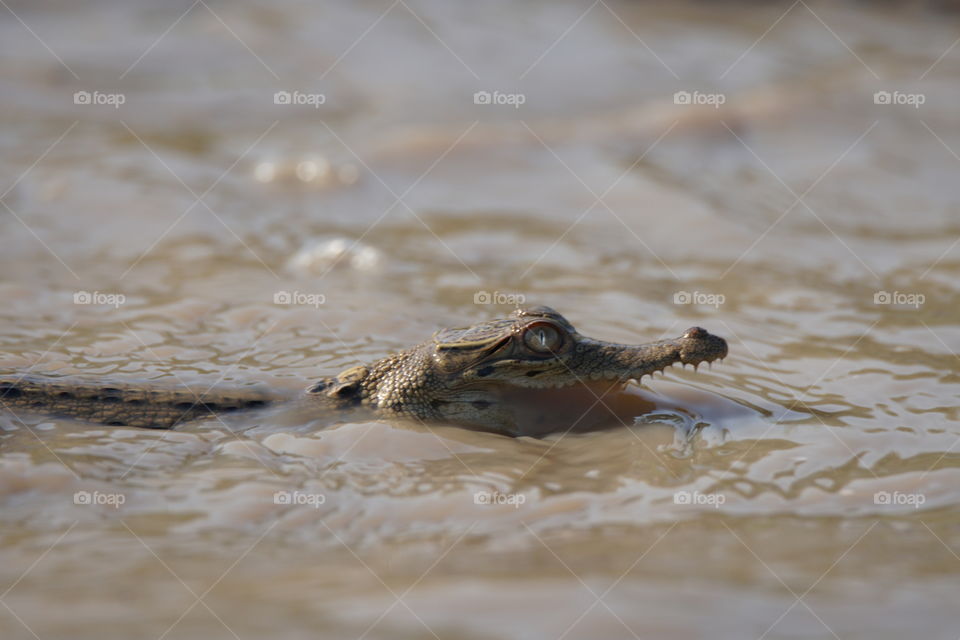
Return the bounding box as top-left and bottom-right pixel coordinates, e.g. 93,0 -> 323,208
2,1 -> 959,638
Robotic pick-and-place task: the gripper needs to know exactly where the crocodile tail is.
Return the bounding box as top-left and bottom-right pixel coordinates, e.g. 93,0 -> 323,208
0,374 -> 275,429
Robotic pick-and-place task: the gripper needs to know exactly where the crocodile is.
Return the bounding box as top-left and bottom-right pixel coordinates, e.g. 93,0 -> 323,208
0,306 -> 727,437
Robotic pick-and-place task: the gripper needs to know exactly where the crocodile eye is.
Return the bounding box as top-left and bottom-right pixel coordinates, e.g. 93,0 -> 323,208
522,323 -> 563,353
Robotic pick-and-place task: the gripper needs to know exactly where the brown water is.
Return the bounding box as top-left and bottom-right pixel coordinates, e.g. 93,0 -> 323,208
2,1 -> 960,638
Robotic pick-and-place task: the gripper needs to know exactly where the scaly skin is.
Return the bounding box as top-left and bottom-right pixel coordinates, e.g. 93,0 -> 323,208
0,375 -> 274,429
0,306 -> 728,436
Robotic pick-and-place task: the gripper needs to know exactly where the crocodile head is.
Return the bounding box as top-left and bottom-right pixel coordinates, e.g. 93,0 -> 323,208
311,306 -> 727,436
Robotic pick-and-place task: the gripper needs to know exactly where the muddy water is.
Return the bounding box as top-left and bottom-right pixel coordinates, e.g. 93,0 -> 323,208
2,1 -> 960,638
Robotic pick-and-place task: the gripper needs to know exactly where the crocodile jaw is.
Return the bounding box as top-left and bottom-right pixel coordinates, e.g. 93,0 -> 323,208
457,327 -> 728,391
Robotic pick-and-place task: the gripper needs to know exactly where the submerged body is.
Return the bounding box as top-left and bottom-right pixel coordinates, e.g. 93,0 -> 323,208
0,306 -> 727,436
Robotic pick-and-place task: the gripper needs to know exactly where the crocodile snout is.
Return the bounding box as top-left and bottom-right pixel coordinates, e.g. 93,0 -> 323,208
679,326 -> 728,366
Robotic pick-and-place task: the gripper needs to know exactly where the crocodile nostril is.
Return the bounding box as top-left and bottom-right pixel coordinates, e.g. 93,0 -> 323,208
683,327 -> 708,340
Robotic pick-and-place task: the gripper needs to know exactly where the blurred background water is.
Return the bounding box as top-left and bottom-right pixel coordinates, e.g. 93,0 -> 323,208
1,1 -> 960,638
